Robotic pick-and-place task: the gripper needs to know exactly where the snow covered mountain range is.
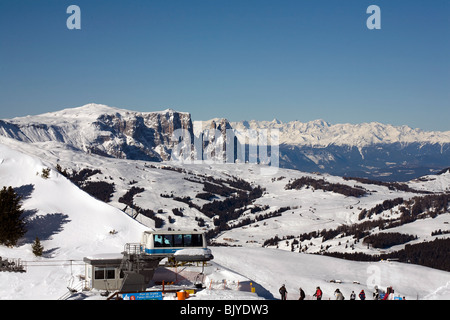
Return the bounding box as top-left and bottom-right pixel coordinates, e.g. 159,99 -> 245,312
231,118 -> 450,181
1,103 -> 449,181
0,103 -> 449,300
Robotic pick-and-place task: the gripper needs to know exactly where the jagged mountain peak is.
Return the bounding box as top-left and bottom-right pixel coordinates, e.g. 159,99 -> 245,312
271,118 -> 282,124
308,119 -> 330,127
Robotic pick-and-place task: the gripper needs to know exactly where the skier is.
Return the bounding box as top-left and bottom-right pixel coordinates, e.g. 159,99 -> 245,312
350,291 -> 356,300
334,288 -> 344,300
279,284 -> 288,300
313,286 -> 323,300
359,290 -> 366,300
299,287 -> 305,300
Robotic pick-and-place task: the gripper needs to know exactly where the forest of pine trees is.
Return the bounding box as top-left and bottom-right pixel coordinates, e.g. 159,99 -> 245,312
321,238 -> 450,272
56,166 -> 115,203
285,176 -> 368,197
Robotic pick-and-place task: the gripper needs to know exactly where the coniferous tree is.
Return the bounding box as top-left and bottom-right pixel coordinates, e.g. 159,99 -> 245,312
0,186 -> 26,247
32,236 -> 44,257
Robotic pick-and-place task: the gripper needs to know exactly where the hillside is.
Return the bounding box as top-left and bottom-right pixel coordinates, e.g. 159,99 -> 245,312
0,133 -> 449,299
1,133 -> 449,253
211,247 -> 450,300
0,142 -> 149,299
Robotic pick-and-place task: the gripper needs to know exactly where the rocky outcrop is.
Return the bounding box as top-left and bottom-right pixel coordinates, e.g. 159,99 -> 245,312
0,104 -> 194,162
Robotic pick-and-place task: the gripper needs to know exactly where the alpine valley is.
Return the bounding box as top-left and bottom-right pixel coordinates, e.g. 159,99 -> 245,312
0,103 -> 449,300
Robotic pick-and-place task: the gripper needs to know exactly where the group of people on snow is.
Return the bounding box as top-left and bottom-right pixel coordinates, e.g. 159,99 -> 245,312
279,284 -> 402,300
343,289 -> 366,300
279,285 -> 319,300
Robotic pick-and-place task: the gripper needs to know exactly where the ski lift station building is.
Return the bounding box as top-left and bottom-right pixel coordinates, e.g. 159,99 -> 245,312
83,253 -> 125,291
83,230 -> 213,292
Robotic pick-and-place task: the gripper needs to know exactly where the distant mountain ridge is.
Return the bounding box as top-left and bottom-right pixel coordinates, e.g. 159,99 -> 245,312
201,115 -> 450,181
230,118 -> 450,148
1,103 -> 449,181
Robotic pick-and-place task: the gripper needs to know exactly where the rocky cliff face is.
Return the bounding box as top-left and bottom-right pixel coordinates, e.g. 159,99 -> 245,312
90,108 -> 194,160
0,104 -> 194,162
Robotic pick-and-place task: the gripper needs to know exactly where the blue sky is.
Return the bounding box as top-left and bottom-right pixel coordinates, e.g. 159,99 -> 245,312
0,0 -> 449,131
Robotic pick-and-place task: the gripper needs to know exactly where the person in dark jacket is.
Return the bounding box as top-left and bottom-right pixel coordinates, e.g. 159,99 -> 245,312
299,287 -> 306,300
279,284 -> 288,300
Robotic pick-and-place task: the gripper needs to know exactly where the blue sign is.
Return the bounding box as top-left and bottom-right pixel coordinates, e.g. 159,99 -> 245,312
122,291 -> 163,300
